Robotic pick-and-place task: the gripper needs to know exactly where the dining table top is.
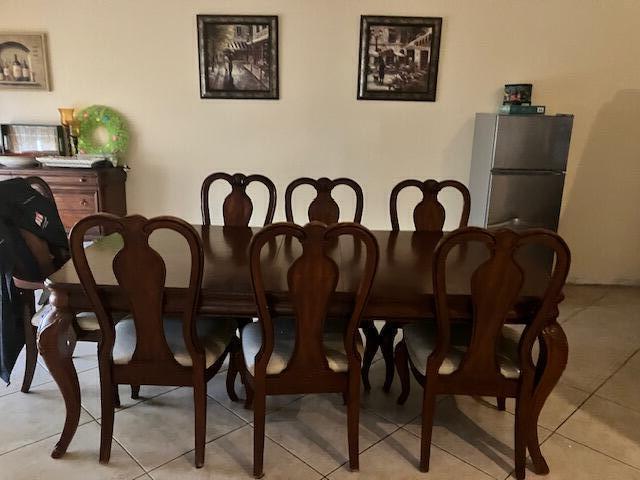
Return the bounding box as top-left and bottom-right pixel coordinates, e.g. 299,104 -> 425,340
47,225 -> 553,321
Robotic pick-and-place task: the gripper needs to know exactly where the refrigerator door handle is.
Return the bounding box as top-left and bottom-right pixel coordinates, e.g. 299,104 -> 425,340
487,217 -> 540,230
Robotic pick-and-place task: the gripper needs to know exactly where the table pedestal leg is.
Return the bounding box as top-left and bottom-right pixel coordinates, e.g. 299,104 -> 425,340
528,321 -> 568,474
36,290 -> 80,459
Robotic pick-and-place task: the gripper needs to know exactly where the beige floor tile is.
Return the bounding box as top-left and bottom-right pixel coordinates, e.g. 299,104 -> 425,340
563,284 -> 609,306
0,347 -> 53,398
262,393 -> 397,475
500,382 -> 590,431
560,306 -> 639,392
150,424 -> 321,479
403,395 -> 551,479
328,427 -> 491,479
0,381 -> 93,455
558,285 -> 608,323
206,370 -> 303,424
558,395 -> 640,470
0,421 -> 144,480
596,286 -> 640,307
38,340 -> 100,374
77,368 -> 177,419
507,433 -> 640,479
112,387 -> 246,471
360,359 -> 424,426
596,351 -> 640,412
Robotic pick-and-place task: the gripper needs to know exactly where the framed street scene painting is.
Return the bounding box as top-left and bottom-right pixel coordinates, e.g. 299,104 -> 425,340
0,32 -> 50,91
197,15 -> 278,99
357,16 -> 442,101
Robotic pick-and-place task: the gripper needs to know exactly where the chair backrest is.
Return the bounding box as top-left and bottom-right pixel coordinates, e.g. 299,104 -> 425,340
69,214 -> 205,372
389,179 -> 470,231
249,221 -> 378,381
285,177 -> 364,224
430,227 -> 570,385
201,172 -> 277,226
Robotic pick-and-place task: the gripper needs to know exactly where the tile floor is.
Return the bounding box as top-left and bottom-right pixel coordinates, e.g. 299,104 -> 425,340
0,285 -> 638,479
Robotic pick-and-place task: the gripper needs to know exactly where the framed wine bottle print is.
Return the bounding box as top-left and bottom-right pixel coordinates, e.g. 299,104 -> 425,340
0,32 -> 50,91
197,15 -> 279,99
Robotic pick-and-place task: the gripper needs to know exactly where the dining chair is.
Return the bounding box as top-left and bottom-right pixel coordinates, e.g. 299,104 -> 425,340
201,172 -> 277,226
284,177 -> 363,224
283,177 -> 380,389
242,221 -> 379,477
394,227 -> 570,479
69,213 -> 238,467
379,179 -> 471,392
200,172 -> 277,402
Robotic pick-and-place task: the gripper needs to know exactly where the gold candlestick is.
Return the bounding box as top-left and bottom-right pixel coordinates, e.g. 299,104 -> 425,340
57,107 -> 75,126
57,107 -> 75,155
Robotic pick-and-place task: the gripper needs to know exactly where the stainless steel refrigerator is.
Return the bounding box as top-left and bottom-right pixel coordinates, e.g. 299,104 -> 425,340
468,113 -> 573,231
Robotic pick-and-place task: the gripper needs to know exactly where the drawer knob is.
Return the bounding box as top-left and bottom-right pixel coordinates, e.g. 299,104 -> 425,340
81,199 -> 88,206
79,178 -> 87,182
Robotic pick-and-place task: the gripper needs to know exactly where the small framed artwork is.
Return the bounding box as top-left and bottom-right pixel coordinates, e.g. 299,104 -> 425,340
197,15 -> 278,99
0,32 -> 50,91
357,16 -> 442,101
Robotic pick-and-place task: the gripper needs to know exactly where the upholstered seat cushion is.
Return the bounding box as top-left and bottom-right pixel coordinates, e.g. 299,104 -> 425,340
113,316 -> 236,368
241,318 -> 364,376
404,322 -> 521,379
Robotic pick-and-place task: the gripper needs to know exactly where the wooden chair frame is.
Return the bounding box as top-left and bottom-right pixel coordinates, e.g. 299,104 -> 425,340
244,221 -> 379,477
201,172 -> 276,227
389,178 -> 470,232
283,177 -> 380,389
70,213 -> 235,467
284,177 -> 364,224
379,179 -> 471,392
394,227 -> 570,479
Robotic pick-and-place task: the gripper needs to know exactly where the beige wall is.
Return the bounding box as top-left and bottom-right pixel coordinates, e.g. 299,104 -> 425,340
1,0 -> 639,284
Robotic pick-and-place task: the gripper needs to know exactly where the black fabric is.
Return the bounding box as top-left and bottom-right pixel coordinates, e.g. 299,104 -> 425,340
0,178 -> 68,384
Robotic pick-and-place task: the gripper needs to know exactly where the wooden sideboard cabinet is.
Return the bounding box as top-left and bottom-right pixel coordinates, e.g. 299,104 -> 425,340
0,166 -> 127,236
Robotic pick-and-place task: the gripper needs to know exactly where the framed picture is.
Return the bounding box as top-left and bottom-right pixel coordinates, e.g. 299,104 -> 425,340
197,15 -> 278,99
357,16 -> 442,101
0,32 -> 50,91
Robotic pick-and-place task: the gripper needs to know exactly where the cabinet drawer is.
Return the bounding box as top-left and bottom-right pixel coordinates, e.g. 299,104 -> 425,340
38,173 -> 98,187
53,191 -> 97,212
59,210 -> 101,235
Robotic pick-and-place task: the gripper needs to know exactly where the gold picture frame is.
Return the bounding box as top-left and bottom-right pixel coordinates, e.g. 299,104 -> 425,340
0,32 -> 50,91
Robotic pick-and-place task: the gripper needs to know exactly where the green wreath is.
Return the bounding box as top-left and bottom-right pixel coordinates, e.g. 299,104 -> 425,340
76,105 -> 129,157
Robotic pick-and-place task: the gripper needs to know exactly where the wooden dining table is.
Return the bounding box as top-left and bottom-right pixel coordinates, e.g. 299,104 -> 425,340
37,225 -> 568,459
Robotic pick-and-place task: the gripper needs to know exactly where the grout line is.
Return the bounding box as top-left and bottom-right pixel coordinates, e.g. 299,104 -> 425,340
142,422 -> 249,474
0,417 -> 100,458
554,346 -> 640,433
110,434 -> 147,474
592,391 -> 640,415
553,431 -> 640,472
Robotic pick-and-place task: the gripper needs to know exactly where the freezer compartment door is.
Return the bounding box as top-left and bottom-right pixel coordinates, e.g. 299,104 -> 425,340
487,172 -> 566,231
492,115 -> 573,171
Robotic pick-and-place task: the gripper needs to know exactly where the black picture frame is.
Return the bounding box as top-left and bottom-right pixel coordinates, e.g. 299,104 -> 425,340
357,15 -> 442,102
197,15 -> 279,99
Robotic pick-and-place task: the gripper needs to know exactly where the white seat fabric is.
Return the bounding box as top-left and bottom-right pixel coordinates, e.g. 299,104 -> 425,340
113,316 -> 236,368
75,311 -> 101,331
404,322 -> 521,379
241,318 -> 364,376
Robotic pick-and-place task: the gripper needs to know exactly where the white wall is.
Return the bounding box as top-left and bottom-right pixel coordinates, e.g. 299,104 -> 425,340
1,0 -> 639,285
